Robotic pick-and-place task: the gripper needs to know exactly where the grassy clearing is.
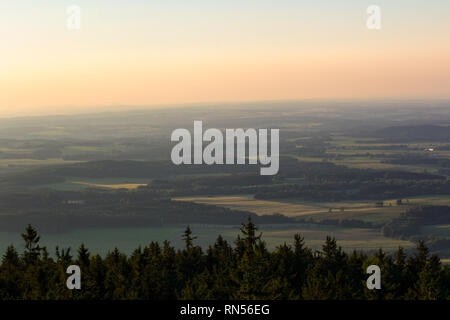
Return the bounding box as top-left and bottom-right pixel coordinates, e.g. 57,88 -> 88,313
0,226 -> 183,257
404,195 -> 450,206
71,181 -> 147,190
285,195 -> 448,224
174,194 -> 449,225
174,195 -> 406,221
263,232 -> 414,252
294,156 -> 324,163
0,224 -> 414,256
39,177 -> 150,190
327,150 -> 400,156
303,206 -> 410,225
207,224 -> 414,252
174,195 -> 321,217
332,158 -> 439,173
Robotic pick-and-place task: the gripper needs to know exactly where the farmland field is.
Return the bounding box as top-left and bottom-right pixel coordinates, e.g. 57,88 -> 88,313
175,194 -> 448,219
174,195 -> 322,217
260,225 -> 415,252
37,177 -> 151,190
0,224 -> 415,257
71,181 -> 148,190
0,105 -> 448,261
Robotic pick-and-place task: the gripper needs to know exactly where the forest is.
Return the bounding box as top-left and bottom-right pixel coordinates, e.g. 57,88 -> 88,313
382,206 -> 450,239
0,189 -> 293,233
0,220 -> 449,300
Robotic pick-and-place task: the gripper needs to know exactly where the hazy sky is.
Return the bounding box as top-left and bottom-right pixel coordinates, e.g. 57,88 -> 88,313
1,0 -> 450,116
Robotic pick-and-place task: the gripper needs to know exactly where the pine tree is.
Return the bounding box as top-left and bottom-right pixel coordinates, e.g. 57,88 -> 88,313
182,226 -> 197,250
293,233 -> 312,295
77,244 -> 90,268
179,227 -> 203,284
0,222 -> 448,300
415,255 -> 445,300
21,224 -> 43,264
239,216 -> 262,253
0,245 -> 22,299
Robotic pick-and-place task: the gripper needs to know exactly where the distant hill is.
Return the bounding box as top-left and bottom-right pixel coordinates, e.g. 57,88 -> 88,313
0,189 -> 294,233
367,125 -> 450,142
0,160 -> 260,187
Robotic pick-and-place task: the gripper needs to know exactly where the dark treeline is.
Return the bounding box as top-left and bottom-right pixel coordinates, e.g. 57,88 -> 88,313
382,156 -> 450,168
142,167 -> 447,199
359,125 -> 450,143
0,160 -> 260,187
0,189 -> 293,233
382,206 -> 450,239
380,206 -> 450,257
278,158 -> 445,182
296,218 -> 375,229
1,220 -> 449,300
2,157 -> 445,188
255,179 -> 450,202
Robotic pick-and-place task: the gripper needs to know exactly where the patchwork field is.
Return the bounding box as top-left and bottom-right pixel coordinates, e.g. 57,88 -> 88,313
296,154 -> 443,174
259,225 -> 415,252
174,194 -> 450,225
332,158 -> 439,173
405,195 -> 450,206
323,136 -> 450,174
174,195 -> 322,217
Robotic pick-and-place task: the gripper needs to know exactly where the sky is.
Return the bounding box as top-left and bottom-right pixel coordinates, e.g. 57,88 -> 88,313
1,0 -> 450,117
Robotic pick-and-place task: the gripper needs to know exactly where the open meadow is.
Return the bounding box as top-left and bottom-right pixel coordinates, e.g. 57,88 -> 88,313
0,223 -> 415,257
174,194 -> 450,225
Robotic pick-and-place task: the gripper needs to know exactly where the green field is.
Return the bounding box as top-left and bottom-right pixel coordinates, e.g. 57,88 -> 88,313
173,194 -> 449,253
71,181 -> 147,190
321,136 -> 450,174
0,125 -> 448,257
174,194 -> 449,224
174,195 -> 324,217
0,224 -> 415,257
